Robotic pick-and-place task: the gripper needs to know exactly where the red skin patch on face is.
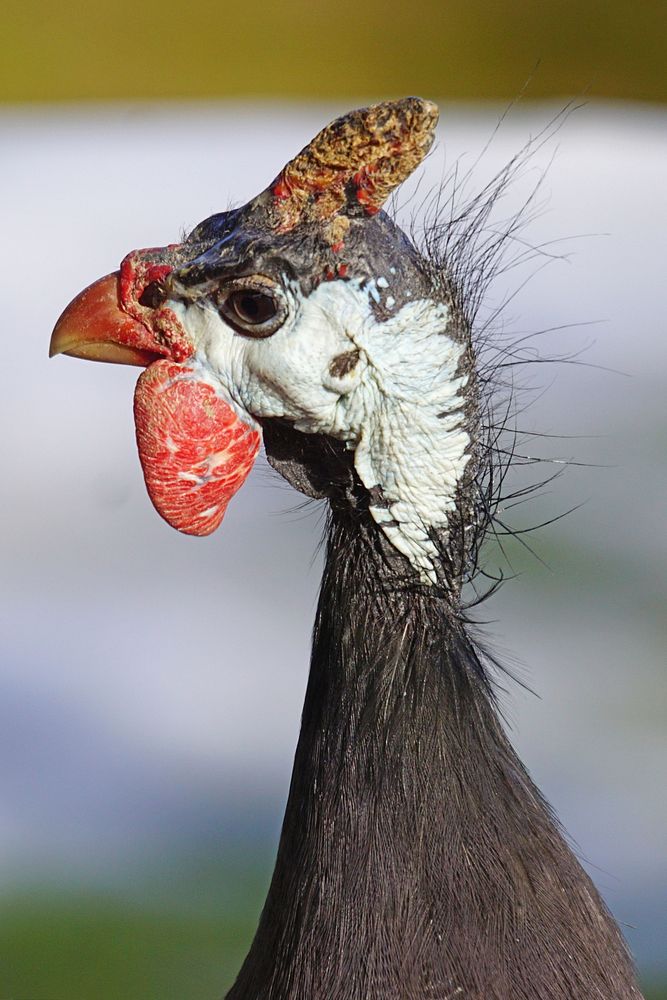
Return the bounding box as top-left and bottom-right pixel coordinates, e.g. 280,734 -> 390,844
119,249 -> 194,363
323,261 -> 350,282
353,165 -> 381,214
134,360 -> 260,536
271,178 -> 292,200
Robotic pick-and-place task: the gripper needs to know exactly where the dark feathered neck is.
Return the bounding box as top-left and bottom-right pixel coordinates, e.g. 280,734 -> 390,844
227,511 -> 641,1000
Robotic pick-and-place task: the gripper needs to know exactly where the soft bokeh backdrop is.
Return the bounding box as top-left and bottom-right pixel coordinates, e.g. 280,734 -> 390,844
1,2 -> 665,998
2,0 -> 667,103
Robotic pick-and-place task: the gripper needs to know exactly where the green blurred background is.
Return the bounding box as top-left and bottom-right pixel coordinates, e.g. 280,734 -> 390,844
1,2 -> 665,998
2,0 -> 667,104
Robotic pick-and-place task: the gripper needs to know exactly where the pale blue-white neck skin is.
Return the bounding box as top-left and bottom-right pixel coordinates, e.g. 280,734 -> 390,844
167,275 -> 471,584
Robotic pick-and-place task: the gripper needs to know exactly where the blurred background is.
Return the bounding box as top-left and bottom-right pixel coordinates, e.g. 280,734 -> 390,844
1,1 -> 665,997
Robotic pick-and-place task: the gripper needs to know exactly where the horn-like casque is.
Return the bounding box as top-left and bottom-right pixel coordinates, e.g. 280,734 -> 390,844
263,97 -> 439,245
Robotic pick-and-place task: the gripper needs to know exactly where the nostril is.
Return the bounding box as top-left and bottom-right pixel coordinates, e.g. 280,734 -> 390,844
139,281 -> 167,309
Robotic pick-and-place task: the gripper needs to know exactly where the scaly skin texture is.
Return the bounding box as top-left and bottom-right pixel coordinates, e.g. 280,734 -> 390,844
268,97 -> 439,244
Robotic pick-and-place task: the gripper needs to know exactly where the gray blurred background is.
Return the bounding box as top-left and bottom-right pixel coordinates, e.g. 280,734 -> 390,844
1,2 -> 666,995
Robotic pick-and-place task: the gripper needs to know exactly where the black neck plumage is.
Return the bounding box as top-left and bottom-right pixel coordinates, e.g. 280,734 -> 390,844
227,508 -> 640,1000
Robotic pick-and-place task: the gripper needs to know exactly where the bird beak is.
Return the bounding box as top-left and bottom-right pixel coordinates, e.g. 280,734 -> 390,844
49,271 -> 166,367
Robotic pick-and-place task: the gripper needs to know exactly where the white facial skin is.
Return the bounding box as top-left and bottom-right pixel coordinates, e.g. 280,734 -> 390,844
168,276 -> 471,585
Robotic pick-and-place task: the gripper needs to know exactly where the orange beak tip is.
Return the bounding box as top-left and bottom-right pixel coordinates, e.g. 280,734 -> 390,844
49,272 -> 160,367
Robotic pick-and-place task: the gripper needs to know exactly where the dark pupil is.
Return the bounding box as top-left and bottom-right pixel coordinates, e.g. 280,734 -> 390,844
231,291 -> 276,325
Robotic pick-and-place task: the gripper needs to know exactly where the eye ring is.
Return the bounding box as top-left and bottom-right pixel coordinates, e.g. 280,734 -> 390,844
216,277 -> 287,339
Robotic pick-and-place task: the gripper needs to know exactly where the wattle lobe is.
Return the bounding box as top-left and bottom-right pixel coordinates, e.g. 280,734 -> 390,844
134,360 -> 261,535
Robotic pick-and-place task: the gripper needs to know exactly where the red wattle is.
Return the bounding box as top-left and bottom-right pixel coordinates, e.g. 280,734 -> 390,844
134,360 -> 261,535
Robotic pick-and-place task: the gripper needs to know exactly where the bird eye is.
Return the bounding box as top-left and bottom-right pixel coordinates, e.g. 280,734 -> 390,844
217,279 -> 286,338
228,290 -> 277,325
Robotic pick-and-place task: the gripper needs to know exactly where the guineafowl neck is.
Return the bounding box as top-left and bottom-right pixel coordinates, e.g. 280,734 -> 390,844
227,510 -> 641,1000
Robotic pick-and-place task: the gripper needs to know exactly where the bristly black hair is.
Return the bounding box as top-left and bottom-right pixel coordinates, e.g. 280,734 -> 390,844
390,104 -> 590,610
266,104 -> 597,632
